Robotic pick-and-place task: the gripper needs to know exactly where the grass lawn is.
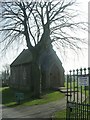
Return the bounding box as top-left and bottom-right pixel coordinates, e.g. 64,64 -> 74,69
1,87 -> 65,107
2,87 -> 16,106
54,109 -> 66,119
0,87 -> 3,92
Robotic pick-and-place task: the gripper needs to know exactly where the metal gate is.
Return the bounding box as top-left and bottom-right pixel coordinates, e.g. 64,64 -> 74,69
66,68 -> 90,119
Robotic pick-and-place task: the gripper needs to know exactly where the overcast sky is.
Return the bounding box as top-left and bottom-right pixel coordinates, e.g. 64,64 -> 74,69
0,0 -> 89,73
60,0 -> 89,73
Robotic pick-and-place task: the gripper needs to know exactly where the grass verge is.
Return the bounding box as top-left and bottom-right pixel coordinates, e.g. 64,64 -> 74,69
54,109 -> 66,119
1,87 -> 65,107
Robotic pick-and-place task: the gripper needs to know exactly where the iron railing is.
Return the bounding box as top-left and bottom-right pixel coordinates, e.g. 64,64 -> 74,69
66,68 -> 90,119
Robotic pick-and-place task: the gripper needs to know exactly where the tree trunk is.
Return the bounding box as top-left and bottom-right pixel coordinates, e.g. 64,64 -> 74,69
31,50 -> 41,98
31,62 -> 40,98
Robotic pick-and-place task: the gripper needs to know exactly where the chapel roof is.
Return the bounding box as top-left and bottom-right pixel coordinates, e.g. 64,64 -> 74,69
10,48 -> 62,68
10,49 -> 32,66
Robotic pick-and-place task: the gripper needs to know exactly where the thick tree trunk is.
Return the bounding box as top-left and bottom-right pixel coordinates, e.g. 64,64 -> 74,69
31,62 -> 40,98
31,50 -> 41,98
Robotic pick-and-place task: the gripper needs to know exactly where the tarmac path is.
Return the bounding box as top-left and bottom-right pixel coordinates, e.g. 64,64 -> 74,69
1,97 -> 66,119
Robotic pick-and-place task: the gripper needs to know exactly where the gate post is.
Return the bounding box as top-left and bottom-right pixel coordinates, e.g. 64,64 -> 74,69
66,74 -> 69,120
88,68 -> 90,105
88,68 -> 90,120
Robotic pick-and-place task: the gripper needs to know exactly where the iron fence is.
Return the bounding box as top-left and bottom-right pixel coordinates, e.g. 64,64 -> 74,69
66,68 -> 90,119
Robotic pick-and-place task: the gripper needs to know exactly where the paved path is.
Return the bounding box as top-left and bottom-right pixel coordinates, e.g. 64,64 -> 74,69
2,97 -> 66,118
0,104 -> 2,120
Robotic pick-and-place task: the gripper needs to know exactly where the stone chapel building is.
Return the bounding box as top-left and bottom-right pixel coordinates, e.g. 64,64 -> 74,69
10,47 -> 65,91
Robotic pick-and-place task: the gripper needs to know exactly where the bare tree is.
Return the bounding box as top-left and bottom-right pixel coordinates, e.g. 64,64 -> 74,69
0,0 -> 87,97
1,64 -> 10,87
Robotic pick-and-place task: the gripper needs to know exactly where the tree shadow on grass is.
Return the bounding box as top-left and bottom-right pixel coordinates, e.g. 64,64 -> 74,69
2,87 -> 16,106
1,87 -> 43,107
1,87 -> 64,107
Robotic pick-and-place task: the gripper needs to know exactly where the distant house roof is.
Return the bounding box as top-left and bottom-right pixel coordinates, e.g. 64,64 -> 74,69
11,49 -> 32,66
